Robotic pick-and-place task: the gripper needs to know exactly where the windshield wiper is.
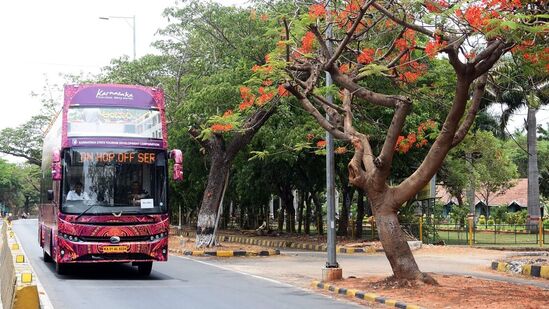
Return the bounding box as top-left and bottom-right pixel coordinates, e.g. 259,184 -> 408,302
75,204 -> 100,221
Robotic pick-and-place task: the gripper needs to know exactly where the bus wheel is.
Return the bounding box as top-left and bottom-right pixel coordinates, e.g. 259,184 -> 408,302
137,262 -> 152,276
43,249 -> 53,263
56,262 -> 68,275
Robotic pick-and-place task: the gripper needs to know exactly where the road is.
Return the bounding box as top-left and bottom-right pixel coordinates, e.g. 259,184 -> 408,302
13,219 -> 361,309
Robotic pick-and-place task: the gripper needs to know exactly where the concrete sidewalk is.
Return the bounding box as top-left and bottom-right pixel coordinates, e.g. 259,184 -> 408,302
191,246 -> 549,290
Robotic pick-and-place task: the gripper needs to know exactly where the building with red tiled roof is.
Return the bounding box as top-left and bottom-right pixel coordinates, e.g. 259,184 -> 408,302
437,179 -> 544,217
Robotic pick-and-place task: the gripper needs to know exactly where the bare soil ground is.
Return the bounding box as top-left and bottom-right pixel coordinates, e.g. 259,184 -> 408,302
325,274 -> 549,309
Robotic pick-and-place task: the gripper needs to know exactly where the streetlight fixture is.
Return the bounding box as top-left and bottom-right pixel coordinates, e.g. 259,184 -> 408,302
99,15 -> 136,60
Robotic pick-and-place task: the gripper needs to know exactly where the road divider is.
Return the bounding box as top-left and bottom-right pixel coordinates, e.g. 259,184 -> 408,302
170,228 -> 378,254
491,261 -> 549,279
171,248 -> 280,257
311,280 -> 423,309
0,220 -> 40,309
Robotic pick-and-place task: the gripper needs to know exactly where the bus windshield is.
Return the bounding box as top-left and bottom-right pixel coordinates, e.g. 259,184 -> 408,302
61,148 -> 167,215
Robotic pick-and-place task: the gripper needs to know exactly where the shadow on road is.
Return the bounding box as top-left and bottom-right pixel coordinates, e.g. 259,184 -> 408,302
42,258 -> 176,281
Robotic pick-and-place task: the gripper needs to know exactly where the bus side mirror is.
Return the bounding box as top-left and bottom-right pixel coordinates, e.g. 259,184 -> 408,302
47,190 -> 54,201
52,150 -> 62,181
170,149 -> 183,182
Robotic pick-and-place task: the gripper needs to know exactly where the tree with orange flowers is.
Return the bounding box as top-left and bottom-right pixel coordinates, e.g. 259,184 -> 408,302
158,1 -> 288,247
265,0 -> 546,284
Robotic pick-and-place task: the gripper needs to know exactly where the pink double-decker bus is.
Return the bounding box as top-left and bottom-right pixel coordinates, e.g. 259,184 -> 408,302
39,84 -> 182,275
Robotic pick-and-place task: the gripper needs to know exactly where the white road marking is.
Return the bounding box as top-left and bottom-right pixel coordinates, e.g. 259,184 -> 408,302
171,255 -> 362,307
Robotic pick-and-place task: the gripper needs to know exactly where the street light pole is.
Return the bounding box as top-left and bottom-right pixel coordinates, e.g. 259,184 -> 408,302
322,1 -> 342,282
99,15 -> 136,60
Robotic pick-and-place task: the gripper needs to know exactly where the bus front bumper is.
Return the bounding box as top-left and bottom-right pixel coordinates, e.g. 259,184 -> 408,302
56,237 -> 169,263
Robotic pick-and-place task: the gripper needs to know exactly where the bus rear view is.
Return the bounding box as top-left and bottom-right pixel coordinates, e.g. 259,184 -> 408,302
38,84 -> 183,275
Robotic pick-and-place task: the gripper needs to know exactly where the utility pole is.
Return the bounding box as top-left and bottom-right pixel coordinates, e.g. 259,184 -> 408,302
322,1 -> 342,282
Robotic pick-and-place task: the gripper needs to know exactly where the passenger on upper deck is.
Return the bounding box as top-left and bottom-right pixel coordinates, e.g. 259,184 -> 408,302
66,182 -> 90,201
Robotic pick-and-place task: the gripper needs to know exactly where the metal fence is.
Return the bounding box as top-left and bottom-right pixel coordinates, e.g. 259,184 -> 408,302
400,220 -> 547,247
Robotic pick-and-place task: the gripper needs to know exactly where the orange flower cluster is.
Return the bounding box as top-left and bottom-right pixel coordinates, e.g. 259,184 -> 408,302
384,19 -> 396,30
277,84 -> 289,97
424,36 -> 447,59
462,6 -> 485,29
418,120 -> 437,135
300,31 -> 316,54
335,146 -> 347,154
223,109 -> 233,117
257,87 -> 275,106
335,0 -> 367,31
398,56 -> 427,83
309,4 -> 327,19
482,0 -> 522,11
239,86 -> 255,111
357,48 -> 375,64
339,63 -> 350,73
395,120 -> 437,154
316,140 -> 327,148
252,64 -> 273,74
424,0 -> 449,13
511,40 -> 549,73
211,123 -> 233,133
395,29 -> 416,51
306,133 -> 315,141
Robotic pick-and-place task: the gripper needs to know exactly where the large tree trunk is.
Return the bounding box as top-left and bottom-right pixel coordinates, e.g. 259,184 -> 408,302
192,105 -> 278,248
297,191 -> 305,233
277,198 -> 285,232
278,185 -> 295,233
338,186 -> 354,236
311,192 -> 323,235
371,193 -> 436,284
196,154 -> 230,247
304,192 -> 312,235
355,190 -> 365,239
527,106 -> 541,231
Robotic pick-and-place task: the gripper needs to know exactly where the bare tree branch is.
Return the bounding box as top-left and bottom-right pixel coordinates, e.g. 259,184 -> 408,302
327,64 -> 403,108
452,74 -> 488,147
372,2 -> 434,38
326,0 -> 375,68
376,98 -> 412,173
285,83 -> 350,141
394,75 -> 474,204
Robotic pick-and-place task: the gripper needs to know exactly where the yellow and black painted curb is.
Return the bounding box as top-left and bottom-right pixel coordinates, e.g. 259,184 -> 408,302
178,249 -> 280,257
311,280 -> 422,309
169,228 -> 376,254
491,261 -> 549,279
220,235 -> 375,254
1,220 -> 40,309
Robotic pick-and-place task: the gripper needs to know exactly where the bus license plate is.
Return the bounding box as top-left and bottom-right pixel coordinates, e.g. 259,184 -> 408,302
101,245 -> 129,253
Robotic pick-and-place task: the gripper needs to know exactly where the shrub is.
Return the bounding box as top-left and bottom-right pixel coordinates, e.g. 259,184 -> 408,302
478,215 -> 486,225
491,206 -> 508,224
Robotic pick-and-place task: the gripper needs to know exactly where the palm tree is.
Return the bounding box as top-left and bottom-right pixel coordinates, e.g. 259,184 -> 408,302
487,56 -> 548,230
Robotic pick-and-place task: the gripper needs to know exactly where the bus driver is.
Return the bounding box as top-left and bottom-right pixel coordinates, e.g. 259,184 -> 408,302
66,182 -> 90,201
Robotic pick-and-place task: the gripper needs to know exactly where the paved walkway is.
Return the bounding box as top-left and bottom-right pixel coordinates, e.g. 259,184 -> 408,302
193,246 -> 549,290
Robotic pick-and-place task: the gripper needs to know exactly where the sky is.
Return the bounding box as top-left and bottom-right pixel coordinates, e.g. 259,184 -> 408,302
0,0 -> 545,162
0,0 -> 246,162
